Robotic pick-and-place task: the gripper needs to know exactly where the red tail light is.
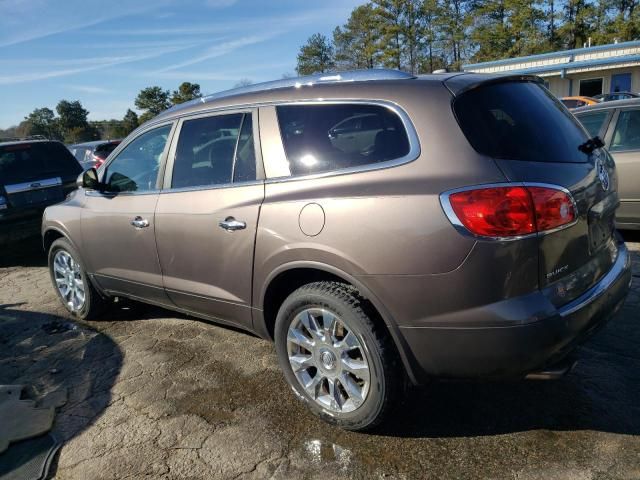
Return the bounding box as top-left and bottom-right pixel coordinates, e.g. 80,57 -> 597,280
443,185 -> 576,238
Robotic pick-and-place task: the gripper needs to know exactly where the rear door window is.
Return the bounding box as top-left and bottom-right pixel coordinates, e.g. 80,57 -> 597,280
170,113 -> 258,189
575,111 -> 610,138
454,82 -> 590,163
610,109 -> 640,151
276,104 -> 411,176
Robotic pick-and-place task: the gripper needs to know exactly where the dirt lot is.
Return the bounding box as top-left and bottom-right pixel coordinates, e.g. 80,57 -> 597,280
1,234 -> 639,480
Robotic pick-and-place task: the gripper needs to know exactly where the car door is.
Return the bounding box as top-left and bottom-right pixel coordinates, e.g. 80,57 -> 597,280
604,107 -> 640,227
154,110 -> 264,330
81,122 -> 176,305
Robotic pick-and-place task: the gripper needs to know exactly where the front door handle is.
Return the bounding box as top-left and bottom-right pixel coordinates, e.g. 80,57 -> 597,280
131,216 -> 150,228
219,217 -> 246,231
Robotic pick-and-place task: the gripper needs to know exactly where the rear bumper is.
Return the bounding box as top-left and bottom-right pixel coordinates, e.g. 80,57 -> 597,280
398,240 -> 632,382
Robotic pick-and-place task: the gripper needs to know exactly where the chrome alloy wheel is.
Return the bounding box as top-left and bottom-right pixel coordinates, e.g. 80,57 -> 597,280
287,308 -> 371,413
52,250 -> 85,312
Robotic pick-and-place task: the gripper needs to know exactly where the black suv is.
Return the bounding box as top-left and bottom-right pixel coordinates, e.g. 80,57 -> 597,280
0,139 -> 81,244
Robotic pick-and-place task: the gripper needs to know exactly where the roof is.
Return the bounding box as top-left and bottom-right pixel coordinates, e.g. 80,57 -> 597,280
463,40 -> 640,76
147,70 -> 539,127
0,139 -> 56,148
573,97 -> 640,114
70,139 -> 121,148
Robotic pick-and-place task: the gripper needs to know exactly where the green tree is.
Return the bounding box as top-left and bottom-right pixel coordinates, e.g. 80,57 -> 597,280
121,109 -> 139,136
170,82 -> 202,104
296,33 -> 336,75
56,100 -> 95,142
23,108 -> 62,140
333,4 -> 382,70
135,86 -> 171,123
438,0 -> 472,70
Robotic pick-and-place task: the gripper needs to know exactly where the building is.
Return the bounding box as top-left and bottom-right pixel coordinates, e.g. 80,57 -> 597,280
463,40 -> 640,98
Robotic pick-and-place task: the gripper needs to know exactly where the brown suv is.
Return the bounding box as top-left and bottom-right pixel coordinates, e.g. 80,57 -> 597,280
42,70 -> 632,430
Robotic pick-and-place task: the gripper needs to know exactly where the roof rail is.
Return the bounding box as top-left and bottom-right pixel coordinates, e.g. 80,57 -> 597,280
0,134 -> 48,142
165,69 -> 416,114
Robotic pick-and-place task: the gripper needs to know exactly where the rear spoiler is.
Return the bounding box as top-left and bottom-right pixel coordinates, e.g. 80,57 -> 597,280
444,73 -> 544,97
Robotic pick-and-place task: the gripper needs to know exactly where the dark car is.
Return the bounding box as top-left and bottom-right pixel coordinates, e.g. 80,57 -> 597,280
69,140 -> 121,169
42,70 -> 631,430
574,98 -> 640,229
593,92 -> 640,102
1,139 -> 81,244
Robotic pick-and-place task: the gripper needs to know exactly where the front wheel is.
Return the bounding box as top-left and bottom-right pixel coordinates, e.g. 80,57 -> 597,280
274,281 -> 402,431
48,238 -> 106,320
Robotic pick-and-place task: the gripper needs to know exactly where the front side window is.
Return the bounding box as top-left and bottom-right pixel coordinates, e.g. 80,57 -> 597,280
171,113 -> 257,189
576,111 -> 609,138
104,125 -> 171,193
276,104 -> 411,176
610,109 -> 640,151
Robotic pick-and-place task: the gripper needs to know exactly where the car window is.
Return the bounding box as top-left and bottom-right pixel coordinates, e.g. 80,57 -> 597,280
610,109 -> 640,151
576,111 -> 609,138
0,142 -> 81,184
104,125 -> 171,193
276,104 -> 411,176
561,99 -> 578,109
233,114 -> 257,183
171,113 -> 245,189
455,82 -> 590,163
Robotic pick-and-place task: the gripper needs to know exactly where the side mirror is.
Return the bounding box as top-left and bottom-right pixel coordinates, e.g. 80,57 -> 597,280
77,168 -> 101,190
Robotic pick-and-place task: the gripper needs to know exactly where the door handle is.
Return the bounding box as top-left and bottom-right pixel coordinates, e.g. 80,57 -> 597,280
131,216 -> 150,228
219,217 -> 246,231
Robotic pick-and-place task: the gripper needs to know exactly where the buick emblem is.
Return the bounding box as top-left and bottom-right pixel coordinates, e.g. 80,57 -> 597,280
595,153 -> 610,191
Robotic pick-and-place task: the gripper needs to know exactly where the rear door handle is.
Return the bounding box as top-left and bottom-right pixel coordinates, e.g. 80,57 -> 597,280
131,216 -> 150,228
219,217 -> 246,231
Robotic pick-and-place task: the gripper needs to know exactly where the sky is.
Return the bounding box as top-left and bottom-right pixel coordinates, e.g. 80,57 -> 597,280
0,0 -> 362,129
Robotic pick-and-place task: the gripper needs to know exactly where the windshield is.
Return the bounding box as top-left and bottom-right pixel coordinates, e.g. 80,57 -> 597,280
454,81 -> 591,163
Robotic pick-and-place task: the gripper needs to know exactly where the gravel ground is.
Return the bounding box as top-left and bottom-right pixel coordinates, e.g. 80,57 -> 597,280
0,233 -> 639,480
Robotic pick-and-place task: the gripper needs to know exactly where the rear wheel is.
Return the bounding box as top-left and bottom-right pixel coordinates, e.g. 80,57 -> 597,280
48,238 -> 107,320
274,281 -> 402,431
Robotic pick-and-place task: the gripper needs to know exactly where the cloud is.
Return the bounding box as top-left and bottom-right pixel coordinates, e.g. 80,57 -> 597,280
0,46 -> 191,85
205,0 -> 237,7
155,33 -> 280,72
66,85 -> 112,94
0,0 -> 171,47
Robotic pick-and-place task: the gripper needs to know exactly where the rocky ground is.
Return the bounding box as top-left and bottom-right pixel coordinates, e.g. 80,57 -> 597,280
0,233 -> 639,480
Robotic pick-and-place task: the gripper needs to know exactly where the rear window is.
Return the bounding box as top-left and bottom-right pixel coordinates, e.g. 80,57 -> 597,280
95,142 -> 119,157
276,104 -> 410,176
0,142 -> 81,184
454,82 -> 591,163
575,111 -> 609,138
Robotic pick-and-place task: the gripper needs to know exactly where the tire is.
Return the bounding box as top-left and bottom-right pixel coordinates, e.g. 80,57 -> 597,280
48,237 -> 107,320
274,281 -> 402,431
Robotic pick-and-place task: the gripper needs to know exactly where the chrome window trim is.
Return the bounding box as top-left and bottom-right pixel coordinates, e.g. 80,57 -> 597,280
4,177 -> 62,194
138,98 -> 421,184
265,99 -> 420,182
161,108 -> 262,192
439,182 -> 580,242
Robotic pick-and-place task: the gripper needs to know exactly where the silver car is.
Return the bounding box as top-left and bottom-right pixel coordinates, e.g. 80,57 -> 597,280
575,99 -> 640,229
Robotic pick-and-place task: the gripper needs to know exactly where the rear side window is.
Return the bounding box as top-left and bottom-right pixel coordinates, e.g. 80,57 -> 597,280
171,113 -> 258,189
455,82 -> 590,163
610,109 -> 640,151
0,142 -> 81,184
276,104 -> 410,176
575,111 -> 609,138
